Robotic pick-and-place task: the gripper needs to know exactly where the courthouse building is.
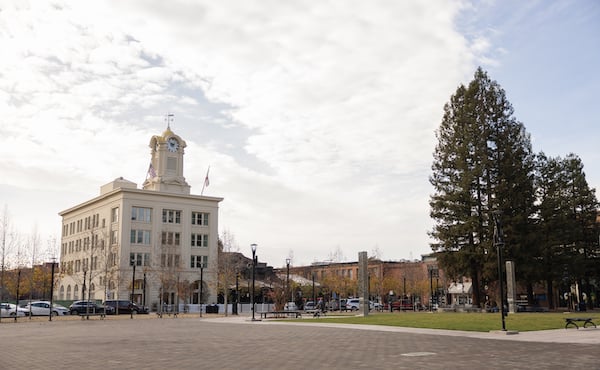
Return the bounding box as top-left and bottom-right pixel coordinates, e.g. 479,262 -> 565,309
57,125 -> 222,310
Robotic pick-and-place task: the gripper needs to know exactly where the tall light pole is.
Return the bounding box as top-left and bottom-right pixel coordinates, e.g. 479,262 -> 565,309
286,258 -> 291,304
494,211 -> 507,331
15,269 -> 21,322
82,269 -> 88,319
233,273 -> 239,315
312,272 -> 315,305
199,264 -> 204,317
428,265 -> 433,312
130,257 -> 136,319
49,258 -> 56,322
251,243 -> 257,321
143,271 -> 147,309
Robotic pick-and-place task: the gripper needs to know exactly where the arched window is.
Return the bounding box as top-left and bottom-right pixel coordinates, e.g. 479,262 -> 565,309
90,283 -> 95,299
59,285 -> 65,300
66,285 -> 72,300
74,285 -> 79,300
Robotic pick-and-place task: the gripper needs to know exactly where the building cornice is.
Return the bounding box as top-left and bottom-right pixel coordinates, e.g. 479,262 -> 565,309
59,186 -> 223,216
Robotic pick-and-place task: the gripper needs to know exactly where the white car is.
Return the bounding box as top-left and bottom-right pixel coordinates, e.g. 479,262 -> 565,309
22,301 -> 70,316
346,298 -> 360,311
1,303 -> 27,318
284,302 -> 298,311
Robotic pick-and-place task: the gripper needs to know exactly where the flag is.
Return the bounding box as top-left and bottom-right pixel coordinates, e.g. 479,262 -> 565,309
201,166 -> 210,195
146,163 -> 157,179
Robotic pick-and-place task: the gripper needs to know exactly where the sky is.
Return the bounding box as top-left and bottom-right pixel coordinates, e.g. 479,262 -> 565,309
0,0 -> 598,268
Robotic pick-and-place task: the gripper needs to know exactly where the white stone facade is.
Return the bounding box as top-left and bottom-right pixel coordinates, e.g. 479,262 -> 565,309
57,127 -> 222,311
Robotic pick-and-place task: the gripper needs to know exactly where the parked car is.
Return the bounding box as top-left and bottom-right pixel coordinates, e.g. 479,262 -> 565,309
68,300 -> 114,315
370,301 -> 383,311
304,301 -> 316,311
104,300 -> 149,314
1,303 -> 27,317
22,301 -> 70,316
346,298 -> 360,311
284,302 -> 298,311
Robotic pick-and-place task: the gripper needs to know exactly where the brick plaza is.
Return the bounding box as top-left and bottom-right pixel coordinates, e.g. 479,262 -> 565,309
1,314 -> 599,369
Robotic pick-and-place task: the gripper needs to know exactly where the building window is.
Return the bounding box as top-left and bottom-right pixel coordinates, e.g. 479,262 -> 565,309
190,255 -> 207,268
129,252 -> 151,266
161,254 -> 180,267
161,232 -> 180,246
130,230 -> 151,245
111,230 -> 118,245
191,234 -> 208,248
132,207 -> 152,222
191,212 -> 209,226
111,207 -> 119,223
162,209 -> 181,224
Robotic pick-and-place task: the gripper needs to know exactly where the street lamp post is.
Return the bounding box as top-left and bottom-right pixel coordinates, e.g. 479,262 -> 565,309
428,266 -> 433,311
233,273 -> 239,315
14,269 -> 21,322
286,258 -> 291,304
312,272 -> 315,304
251,243 -> 257,321
428,265 -> 438,312
82,270 -> 88,320
143,271 -> 147,309
199,265 -> 204,317
130,258 -> 136,319
494,212 -> 507,331
49,259 -> 56,322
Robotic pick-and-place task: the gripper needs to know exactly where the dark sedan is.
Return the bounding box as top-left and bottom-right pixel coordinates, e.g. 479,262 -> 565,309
68,300 -> 115,315
104,300 -> 149,314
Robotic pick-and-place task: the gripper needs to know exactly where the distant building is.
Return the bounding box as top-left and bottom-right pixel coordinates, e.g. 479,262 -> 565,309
57,125 -> 223,310
282,255 -> 446,306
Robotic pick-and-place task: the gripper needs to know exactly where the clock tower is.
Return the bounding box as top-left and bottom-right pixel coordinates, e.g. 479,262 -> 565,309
142,124 -> 191,194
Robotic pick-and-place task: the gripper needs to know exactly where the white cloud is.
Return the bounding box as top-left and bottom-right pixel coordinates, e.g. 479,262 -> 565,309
0,0 -> 481,265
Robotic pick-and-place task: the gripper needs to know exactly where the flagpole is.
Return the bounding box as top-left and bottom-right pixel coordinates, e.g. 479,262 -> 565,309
201,166 -> 210,195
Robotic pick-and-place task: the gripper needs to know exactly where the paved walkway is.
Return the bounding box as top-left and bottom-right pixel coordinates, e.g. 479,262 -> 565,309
1,313 -> 599,369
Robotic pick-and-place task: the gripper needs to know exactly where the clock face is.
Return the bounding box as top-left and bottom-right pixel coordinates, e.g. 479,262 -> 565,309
167,138 -> 179,152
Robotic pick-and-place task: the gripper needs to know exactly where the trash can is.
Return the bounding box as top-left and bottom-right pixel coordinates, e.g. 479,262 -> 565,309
206,304 -> 219,314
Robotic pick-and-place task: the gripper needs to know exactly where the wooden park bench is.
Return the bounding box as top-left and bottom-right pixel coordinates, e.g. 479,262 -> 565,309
564,317 -> 596,329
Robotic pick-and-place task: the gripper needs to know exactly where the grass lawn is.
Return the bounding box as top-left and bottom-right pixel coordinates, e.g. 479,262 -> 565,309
300,311 -> 588,332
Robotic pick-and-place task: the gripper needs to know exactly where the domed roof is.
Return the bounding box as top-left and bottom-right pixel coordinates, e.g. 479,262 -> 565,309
162,127 -> 174,138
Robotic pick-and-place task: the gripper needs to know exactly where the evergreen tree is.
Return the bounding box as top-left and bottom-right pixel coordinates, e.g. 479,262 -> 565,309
536,153 -> 599,308
429,68 -> 536,307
